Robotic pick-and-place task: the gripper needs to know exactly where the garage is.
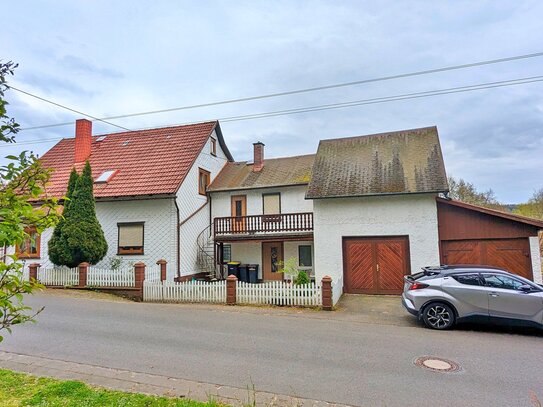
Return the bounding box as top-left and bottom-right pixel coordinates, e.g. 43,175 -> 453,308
441,239 -> 532,279
343,236 -> 410,294
437,198 -> 543,282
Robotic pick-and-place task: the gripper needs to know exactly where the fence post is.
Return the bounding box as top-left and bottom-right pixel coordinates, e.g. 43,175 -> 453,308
28,263 -> 40,282
134,262 -> 146,301
226,275 -> 237,305
156,259 -> 167,281
321,276 -> 333,311
78,262 -> 89,287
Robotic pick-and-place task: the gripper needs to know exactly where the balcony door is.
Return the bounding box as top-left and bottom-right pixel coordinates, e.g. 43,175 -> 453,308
231,195 -> 247,232
262,241 -> 284,281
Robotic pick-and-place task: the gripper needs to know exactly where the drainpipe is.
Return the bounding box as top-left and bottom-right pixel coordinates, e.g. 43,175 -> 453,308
174,199 -> 181,280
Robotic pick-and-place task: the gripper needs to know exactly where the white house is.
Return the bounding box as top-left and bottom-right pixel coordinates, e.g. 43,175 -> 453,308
12,121 -> 542,304
12,119 -> 233,282
208,127 -> 543,302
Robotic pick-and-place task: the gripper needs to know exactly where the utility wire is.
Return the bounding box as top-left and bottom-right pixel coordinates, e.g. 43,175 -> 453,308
5,74 -> 542,148
7,86 -> 132,132
13,50 -> 543,132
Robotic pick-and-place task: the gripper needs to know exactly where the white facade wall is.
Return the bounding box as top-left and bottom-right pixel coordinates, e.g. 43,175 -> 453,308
211,185 -> 313,280
211,185 -> 312,219
529,236 -> 542,284
176,130 -> 229,277
25,199 -> 178,278
312,194 -> 441,294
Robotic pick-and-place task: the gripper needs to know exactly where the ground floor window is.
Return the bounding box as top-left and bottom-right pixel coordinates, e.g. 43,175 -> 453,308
16,227 -> 40,259
298,245 -> 312,267
117,222 -> 144,255
222,244 -> 231,263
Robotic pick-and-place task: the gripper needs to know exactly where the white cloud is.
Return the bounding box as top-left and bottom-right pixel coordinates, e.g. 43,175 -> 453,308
2,0 -> 543,202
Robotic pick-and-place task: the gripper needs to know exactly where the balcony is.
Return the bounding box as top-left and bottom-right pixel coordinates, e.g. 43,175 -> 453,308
214,212 -> 313,240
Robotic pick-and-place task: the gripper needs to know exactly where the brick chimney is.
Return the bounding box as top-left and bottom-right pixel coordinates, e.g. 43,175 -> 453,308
74,119 -> 92,162
253,141 -> 265,172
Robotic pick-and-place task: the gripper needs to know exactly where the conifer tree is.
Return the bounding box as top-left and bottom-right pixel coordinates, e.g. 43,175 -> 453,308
49,162 -> 108,267
48,167 -> 78,265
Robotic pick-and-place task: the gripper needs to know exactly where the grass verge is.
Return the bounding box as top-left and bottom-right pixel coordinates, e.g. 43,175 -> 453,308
0,369 -> 221,406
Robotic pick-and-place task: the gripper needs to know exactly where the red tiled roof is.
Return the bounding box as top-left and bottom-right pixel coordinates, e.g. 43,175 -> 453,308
40,121 -> 227,199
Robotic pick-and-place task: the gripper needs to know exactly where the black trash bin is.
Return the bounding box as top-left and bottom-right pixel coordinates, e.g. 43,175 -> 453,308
238,264 -> 248,282
227,261 -> 240,278
248,264 -> 259,283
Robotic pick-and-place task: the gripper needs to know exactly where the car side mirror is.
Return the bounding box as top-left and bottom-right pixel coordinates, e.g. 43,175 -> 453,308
519,284 -> 533,293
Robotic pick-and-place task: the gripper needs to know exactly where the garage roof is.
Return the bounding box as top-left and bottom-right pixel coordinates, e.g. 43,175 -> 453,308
306,126 -> 448,199
437,197 -> 543,229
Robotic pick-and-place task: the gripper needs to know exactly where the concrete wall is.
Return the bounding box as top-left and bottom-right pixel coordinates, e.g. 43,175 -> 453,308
312,193 -> 441,293
211,185 -> 312,219
529,236 -> 542,284
176,130 -> 229,277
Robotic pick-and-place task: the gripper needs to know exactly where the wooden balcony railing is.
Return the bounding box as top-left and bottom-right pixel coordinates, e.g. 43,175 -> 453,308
214,212 -> 313,237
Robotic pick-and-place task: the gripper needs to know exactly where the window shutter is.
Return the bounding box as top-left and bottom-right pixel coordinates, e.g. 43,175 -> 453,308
263,194 -> 280,215
119,224 -> 144,247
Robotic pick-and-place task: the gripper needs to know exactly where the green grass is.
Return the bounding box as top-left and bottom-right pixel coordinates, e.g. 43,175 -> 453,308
0,369 -> 221,407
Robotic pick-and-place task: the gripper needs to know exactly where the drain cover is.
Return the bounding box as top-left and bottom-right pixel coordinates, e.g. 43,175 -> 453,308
414,356 -> 460,373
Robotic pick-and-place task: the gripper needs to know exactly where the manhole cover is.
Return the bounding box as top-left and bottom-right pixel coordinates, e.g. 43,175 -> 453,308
414,356 -> 460,373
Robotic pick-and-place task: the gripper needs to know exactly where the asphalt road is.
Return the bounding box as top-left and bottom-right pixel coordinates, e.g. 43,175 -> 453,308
2,291 -> 542,406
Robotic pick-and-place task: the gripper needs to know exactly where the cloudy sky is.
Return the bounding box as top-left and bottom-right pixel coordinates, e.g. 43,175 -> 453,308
3,1 -> 543,202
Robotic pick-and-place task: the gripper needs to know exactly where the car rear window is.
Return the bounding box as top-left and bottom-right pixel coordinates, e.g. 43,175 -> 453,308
452,274 -> 481,286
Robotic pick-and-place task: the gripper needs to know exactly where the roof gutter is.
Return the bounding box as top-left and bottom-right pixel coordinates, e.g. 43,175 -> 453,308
305,190 -> 448,200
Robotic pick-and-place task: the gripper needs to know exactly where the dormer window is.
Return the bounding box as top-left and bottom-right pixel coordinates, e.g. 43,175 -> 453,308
210,138 -> 217,156
95,170 -> 116,184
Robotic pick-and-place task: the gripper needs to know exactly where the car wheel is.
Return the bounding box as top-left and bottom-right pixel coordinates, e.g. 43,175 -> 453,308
422,303 -> 455,330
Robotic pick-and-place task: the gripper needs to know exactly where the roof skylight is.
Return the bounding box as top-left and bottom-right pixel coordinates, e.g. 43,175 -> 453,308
96,136 -> 107,142
95,170 -> 116,184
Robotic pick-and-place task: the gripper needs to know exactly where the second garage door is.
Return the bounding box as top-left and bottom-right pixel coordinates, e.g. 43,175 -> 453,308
441,238 -> 533,280
343,236 -> 410,294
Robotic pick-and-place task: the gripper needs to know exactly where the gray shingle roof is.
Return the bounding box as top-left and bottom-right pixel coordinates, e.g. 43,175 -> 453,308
208,154 -> 315,192
306,126 -> 448,199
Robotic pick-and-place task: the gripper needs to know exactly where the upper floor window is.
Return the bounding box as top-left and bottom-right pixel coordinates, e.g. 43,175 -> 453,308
118,222 -> 144,255
16,227 -> 40,259
262,193 -> 281,215
198,168 -> 210,195
210,138 -> 217,156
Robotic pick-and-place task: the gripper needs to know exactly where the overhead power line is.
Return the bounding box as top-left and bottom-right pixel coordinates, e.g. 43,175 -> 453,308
7,86 -> 132,132
5,74 -> 543,148
13,50 -> 543,132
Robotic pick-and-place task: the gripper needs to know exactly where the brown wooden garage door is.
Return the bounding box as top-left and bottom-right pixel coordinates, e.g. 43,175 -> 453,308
441,238 -> 533,280
343,236 -> 410,294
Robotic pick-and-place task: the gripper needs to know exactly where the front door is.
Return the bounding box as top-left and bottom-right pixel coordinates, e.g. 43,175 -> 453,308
262,241 -> 284,281
231,195 -> 247,233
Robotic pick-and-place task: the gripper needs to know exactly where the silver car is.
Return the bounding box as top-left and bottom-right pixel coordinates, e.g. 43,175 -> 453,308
402,265 -> 543,330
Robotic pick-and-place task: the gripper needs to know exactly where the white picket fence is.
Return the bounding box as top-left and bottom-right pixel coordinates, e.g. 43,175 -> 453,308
237,281 -> 322,307
87,267 -> 135,287
144,280 -> 226,303
37,267 -> 79,286
145,265 -> 161,282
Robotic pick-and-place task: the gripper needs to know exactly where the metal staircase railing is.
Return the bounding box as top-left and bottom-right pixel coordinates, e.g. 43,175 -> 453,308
196,223 -> 219,279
